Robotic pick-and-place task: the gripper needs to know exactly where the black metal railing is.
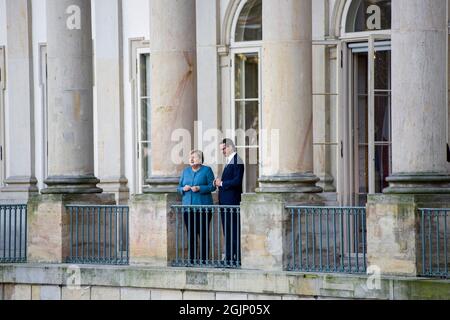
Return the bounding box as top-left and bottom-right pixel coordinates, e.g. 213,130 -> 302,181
0,204 -> 27,263
66,205 -> 129,265
286,206 -> 367,274
172,205 -> 241,268
419,209 -> 449,278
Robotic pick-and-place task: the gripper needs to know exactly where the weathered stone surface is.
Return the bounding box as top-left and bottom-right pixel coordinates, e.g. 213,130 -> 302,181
282,295 -> 314,300
44,0 -> 101,194
32,285 -> 61,300
151,289 -> 183,300
62,287 -> 91,300
91,287 -> 121,300
240,194 -> 286,272
182,291 -> 215,300
392,278 -> 450,301
367,195 -> 419,276
248,294 -> 281,300
390,0 -> 448,176
27,194 -> 115,263
3,284 -> 32,300
260,0 -> 315,181
216,292 -> 248,300
27,196 -> 64,263
121,288 -> 151,300
148,0 -> 197,180
1,264 -> 449,300
130,194 -> 180,266
241,193 -> 322,271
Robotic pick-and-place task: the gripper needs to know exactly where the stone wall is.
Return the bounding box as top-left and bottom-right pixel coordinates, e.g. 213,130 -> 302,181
0,264 -> 448,300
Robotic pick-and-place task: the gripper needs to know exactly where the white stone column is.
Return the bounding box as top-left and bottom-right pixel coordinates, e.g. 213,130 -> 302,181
42,0 -> 101,194
258,0 -> 321,193
385,0 -> 450,193
195,0 -> 220,174
93,0 -> 128,202
145,0 -> 197,193
1,0 -> 38,201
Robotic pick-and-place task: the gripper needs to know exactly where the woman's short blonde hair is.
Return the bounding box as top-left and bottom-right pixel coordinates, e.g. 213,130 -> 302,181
190,150 -> 205,164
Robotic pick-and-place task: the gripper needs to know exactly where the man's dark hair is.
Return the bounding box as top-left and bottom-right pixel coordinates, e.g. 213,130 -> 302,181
222,139 -> 236,151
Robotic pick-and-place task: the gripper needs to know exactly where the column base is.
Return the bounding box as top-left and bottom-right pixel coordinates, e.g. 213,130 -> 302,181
98,177 -> 129,204
41,176 -> 102,194
316,173 -> 336,192
256,173 -> 323,193
0,176 -> 39,203
143,176 -> 179,194
383,173 -> 450,194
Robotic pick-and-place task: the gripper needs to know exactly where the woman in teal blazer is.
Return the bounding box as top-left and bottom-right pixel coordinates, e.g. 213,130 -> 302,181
177,150 -> 216,264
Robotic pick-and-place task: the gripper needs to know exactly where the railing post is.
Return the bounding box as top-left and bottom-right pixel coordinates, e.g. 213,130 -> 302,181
240,193 -> 323,271
129,193 -> 181,266
367,194 -> 421,276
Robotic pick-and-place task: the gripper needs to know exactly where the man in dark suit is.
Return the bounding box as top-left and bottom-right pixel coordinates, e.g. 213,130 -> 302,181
214,139 -> 245,266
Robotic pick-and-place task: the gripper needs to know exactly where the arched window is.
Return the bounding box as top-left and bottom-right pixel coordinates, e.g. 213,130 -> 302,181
337,0 -> 392,205
346,0 -> 391,33
234,0 -> 262,42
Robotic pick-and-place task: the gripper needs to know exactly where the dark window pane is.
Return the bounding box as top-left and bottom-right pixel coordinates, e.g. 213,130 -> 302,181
235,53 -> 259,100
237,147 -> 259,193
141,142 -> 151,181
245,55 -> 259,99
375,145 -> 391,193
375,50 -> 391,90
346,0 -> 391,33
374,95 -> 391,142
141,98 -> 151,142
357,95 -> 368,144
358,145 -> 368,195
140,54 -> 150,97
235,101 -> 259,147
235,0 -> 262,42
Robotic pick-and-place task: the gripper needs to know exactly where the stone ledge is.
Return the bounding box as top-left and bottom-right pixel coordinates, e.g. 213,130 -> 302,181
0,264 -> 449,300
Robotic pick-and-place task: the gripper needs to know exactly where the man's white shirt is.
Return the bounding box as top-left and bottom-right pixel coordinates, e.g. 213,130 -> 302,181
227,152 -> 237,165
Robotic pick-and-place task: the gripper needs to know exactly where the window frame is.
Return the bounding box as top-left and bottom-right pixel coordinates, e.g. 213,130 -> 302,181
39,43 -> 48,189
343,35 -> 392,206
0,46 -> 5,188
129,38 -> 150,195
135,46 -> 151,195
230,47 -> 262,194
312,40 -> 344,199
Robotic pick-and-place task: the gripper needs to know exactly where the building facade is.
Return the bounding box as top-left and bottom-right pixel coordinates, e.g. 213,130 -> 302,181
0,0 -> 449,204
0,0 -> 449,300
